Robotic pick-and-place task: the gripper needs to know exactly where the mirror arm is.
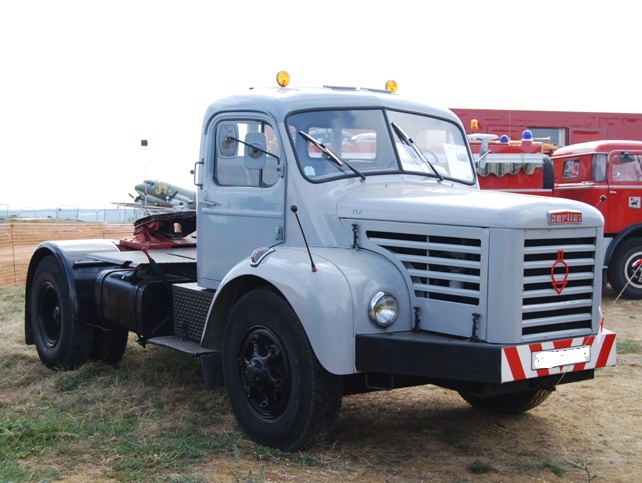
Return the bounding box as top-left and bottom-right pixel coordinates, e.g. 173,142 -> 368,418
225,136 -> 279,160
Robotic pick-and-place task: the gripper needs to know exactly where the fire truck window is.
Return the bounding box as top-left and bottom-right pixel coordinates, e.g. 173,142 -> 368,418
610,153 -> 642,182
592,154 -> 606,182
562,159 -> 580,179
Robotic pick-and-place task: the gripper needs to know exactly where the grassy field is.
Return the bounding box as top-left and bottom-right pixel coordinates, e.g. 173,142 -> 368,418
0,285 -> 272,482
2,284 -> 641,482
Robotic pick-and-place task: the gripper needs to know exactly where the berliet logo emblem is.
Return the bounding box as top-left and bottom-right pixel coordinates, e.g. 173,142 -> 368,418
551,250 -> 569,294
548,210 -> 582,225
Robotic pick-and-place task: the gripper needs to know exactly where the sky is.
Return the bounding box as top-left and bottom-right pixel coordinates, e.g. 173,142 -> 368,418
1,0 -> 641,210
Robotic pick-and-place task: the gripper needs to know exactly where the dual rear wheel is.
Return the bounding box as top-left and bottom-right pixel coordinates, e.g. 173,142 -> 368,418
29,255 -> 128,370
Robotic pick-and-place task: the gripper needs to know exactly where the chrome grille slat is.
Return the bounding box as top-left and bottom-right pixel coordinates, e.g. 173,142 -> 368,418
523,243 -> 596,254
523,271 -> 595,285
523,313 -> 593,327
522,298 -> 593,313
524,257 -> 596,269
522,286 -> 594,299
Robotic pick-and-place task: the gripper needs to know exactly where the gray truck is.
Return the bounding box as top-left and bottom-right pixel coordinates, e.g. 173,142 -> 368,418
24,72 -> 616,451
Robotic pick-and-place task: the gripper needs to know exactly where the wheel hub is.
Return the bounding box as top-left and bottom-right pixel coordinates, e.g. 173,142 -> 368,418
238,327 -> 290,418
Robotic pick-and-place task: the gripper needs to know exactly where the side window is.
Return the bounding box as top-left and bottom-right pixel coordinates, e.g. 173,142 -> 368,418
592,154 -> 607,182
215,120 -> 280,187
562,159 -> 580,179
610,152 -> 642,183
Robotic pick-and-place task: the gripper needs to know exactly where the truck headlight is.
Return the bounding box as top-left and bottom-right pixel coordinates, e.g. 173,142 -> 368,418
368,291 -> 398,328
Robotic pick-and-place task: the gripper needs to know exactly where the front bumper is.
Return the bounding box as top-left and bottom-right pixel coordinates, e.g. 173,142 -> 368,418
355,327 -> 616,384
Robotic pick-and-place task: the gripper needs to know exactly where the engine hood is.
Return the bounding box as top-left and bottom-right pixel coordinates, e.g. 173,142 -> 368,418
336,180 -> 604,229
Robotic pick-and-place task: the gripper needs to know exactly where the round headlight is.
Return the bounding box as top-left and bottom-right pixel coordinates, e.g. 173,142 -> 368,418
368,291 -> 398,328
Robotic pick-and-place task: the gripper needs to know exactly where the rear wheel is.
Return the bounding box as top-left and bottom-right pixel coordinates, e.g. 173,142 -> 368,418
608,237 -> 642,299
91,329 -> 129,365
458,388 -> 552,414
29,255 -> 95,369
222,288 -> 342,451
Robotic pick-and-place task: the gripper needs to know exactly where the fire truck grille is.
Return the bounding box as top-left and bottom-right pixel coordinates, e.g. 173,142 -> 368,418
366,230 -> 482,305
522,235 -> 596,337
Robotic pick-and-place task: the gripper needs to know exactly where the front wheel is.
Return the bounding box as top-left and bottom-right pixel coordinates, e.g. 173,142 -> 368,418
29,255 -> 95,369
458,388 -> 552,414
222,288 -> 342,451
608,237 -> 642,299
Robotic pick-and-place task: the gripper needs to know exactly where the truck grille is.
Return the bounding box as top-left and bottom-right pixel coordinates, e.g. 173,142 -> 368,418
366,230 -> 482,306
522,235 -> 596,337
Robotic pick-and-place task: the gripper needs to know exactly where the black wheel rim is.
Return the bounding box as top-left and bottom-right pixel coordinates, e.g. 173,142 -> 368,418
237,326 -> 291,418
37,281 -> 62,347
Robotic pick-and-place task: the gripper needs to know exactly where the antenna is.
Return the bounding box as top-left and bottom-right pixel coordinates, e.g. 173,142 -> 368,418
290,204 -> 317,272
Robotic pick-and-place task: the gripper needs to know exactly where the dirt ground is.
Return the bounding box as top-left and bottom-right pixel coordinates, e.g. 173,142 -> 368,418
187,288 -> 641,483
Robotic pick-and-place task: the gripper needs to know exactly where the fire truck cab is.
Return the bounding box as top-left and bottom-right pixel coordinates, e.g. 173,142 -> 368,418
553,140 -> 642,299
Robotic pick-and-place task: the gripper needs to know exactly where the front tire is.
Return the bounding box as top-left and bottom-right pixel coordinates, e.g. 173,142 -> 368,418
222,288 -> 342,451
29,255 -> 95,369
458,388 -> 552,414
608,237 -> 642,299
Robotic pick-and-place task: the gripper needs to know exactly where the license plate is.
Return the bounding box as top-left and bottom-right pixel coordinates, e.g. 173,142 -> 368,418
532,346 -> 590,370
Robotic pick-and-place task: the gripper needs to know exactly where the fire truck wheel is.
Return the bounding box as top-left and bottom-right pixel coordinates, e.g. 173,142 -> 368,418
29,255 -> 95,370
222,287 -> 343,451
457,388 -> 552,414
90,328 -> 128,365
608,237 -> 642,299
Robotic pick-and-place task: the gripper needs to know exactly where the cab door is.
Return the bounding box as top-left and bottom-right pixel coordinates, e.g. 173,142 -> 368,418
606,150 -> 642,234
197,114 -> 285,289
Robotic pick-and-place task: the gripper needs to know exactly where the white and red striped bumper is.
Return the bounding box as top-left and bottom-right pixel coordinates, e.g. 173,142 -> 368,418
501,326 -> 616,383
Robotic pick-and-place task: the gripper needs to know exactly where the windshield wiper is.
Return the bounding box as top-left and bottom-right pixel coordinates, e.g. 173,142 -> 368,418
391,122 -> 444,181
298,131 -> 365,180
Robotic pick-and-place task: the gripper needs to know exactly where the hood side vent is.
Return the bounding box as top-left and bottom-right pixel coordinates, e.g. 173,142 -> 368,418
366,230 -> 482,306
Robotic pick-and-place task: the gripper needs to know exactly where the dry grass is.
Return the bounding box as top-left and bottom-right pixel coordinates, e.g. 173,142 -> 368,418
1,285 -> 641,482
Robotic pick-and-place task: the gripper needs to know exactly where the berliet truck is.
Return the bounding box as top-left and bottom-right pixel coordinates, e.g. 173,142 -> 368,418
24,72 -> 616,451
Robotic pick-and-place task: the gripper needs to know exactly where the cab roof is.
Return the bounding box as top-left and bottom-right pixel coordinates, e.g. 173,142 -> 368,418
202,85 -> 460,127
553,139 -> 642,157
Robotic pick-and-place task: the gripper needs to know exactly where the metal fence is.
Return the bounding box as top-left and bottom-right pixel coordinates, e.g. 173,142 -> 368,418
0,207 -> 145,224
0,221 -> 135,286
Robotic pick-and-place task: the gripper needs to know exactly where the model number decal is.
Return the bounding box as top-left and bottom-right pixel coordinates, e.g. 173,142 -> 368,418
352,209 -> 363,215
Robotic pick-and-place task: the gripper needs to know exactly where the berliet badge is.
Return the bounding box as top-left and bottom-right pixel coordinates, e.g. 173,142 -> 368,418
548,209 -> 582,225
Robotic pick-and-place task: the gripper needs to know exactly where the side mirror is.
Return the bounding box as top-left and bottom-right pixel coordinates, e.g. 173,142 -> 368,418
244,132 -> 267,170
477,138 -> 489,169
619,152 -> 636,163
218,124 -> 238,157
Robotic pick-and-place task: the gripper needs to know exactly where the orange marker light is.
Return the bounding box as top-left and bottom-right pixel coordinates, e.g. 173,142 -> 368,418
385,80 -> 398,93
276,70 -> 291,87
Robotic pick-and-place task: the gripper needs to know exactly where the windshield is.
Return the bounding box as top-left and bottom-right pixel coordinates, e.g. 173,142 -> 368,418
287,108 -> 475,184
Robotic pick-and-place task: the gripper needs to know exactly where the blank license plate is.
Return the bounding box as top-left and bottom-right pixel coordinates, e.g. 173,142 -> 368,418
532,346 -> 590,370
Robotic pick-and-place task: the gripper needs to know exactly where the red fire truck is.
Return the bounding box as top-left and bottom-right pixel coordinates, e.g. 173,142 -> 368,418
470,130 -> 642,299
453,108 -> 642,147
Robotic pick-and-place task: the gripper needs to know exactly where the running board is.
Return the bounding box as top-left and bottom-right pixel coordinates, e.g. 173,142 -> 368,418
147,335 -> 216,355
147,335 -> 223,390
